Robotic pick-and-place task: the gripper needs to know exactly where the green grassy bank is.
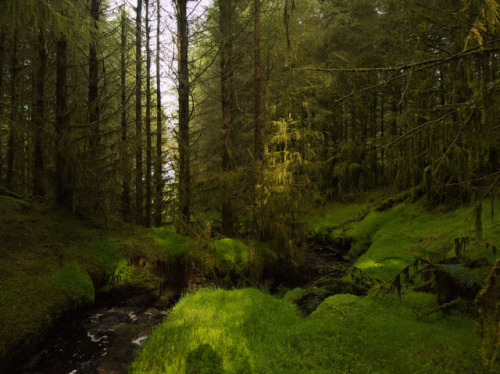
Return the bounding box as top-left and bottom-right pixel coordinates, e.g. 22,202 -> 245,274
307,193 -> 500,280
132,287 -> 486,373
0,196 -> 126,362
0,196 -> 260,365
132,193 -> 499,373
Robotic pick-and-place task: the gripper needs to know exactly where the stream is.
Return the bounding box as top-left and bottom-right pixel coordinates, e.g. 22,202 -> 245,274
18,287 -> 173,374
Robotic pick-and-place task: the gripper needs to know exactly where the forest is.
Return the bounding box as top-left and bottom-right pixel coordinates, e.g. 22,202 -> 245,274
0,0 -> 499,373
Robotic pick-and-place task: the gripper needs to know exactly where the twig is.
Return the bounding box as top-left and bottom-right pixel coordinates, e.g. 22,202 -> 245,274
433,108 -> 475,175
417,299 -> 460,320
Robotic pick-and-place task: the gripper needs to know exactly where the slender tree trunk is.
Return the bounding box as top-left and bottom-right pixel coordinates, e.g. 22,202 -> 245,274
56,37 -> 70,206
220,0 -> 234,236
154,0 -> 163,227
252,0 -> 262,234
254,0 -> 261,163
0,29 -> 6,182
371,91 -> 377,183
121,8 -> 131,217
6,29 -> 18,191
177,0 -> 190,230
135,0 -> 144,224
88,0 -> 100,149
380,90 -> 384,177
33,26 -> 46,196
144,0 -> 152,227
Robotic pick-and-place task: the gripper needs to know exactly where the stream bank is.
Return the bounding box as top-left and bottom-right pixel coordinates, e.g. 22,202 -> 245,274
11,237 -> 352,374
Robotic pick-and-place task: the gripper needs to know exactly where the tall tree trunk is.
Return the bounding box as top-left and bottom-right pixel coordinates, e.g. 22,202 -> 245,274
6,29 -> 18,192
154,0 -> 163,227
144,0 -> 152,227
252,0 -> 262,234
135,0 -> 144,224
88,0 -> 100,149
380,90 -> 384,178
371,91 -> 377,184
33,26 -> 46,196
254,0 -> 261,163
220,0 -> 234,236
55,37 -> 70,206
0,29 -> 6,182
177,0 -> 190,231
121,7 -> 131,217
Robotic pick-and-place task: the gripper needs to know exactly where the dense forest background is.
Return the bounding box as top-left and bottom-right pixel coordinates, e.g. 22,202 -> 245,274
0,0 -> 499,256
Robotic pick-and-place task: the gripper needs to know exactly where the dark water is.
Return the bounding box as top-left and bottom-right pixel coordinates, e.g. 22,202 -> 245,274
18,291 -> 169,374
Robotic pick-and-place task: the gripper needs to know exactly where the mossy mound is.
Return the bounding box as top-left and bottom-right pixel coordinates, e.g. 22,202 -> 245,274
214,238 -> 250,276
131,288 -> 488,373
147,227 -> 196,258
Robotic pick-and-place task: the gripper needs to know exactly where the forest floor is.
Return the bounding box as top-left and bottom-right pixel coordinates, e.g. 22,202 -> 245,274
1,191 -> 499,373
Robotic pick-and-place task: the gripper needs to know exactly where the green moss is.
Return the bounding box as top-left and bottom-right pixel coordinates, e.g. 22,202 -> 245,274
306,201 -> 369,236
0,196 -> 128,363
307,195 -> 500,280
50,262 -> 95,307
82,236 -> 122,276
148,227 -> 196,258
132,288 -> 487,373
352,201 -> 500,280
214,238 -> 250,275
282,287 -> 304,303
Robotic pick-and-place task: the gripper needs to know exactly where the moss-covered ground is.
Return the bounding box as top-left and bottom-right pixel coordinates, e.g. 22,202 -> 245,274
0,196 -> 178,364
132,287 -> 488,373
2,191 -> 499,373
307,191 -> 500,280
0,196 -> 259,365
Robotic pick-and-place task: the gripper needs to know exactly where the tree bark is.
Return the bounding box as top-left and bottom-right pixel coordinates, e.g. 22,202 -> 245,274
121,7 -> 131,217
177,0 -> 190,231
154,0 -> 163,227
254,0 -> 261,163
33,26 -> 46,196
220,0 -> 234,236
252,0 -> 262,234
145,0 -> 152,227
6,29 -> 18,192
135,0 -> 144,224
0,29 -> 6,182
55,37 -> 70,206
88,0 -> 100,149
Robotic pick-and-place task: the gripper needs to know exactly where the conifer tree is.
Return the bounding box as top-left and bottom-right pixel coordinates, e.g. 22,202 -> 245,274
135,0 -> 144,224
176,0 -> 191,231
145,0 -> 153,227
154,0 -> 163,227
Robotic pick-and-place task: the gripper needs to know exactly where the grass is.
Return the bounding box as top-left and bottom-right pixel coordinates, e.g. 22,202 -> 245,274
131,287 -> 488,373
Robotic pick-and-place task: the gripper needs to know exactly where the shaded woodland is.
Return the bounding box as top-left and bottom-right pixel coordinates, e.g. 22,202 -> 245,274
0,1 -> 500,372
0,0 -> 498,239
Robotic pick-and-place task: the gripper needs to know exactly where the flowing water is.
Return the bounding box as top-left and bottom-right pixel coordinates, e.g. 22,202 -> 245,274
19,288 -> 171,374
